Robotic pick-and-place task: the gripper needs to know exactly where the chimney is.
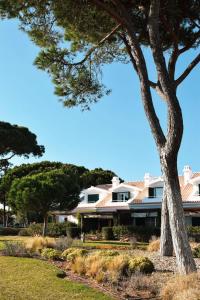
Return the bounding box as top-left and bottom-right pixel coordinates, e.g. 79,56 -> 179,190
112,176 -> 120,188
144,173 -> 151,187
183,165 -> 193,185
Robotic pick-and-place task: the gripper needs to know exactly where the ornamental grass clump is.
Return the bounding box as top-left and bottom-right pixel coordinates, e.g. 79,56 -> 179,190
41,248 -> 61,260
147,239 -> 160,252
70,250 -> 154,283
25,236 -> 56,253
160,273 -> 200,300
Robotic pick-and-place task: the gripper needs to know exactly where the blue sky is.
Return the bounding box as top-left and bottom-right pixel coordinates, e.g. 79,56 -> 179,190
0,20 -> 200,181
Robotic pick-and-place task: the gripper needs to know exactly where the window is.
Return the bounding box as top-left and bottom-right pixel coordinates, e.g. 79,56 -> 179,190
88,194 -> 99,203
149,187 -> 163,198
112,192 -> 130,202
198,184 -> 200,196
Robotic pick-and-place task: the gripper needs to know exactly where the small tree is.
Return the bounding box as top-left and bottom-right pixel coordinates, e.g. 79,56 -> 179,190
0,121 -> 44,226
8,169 -> 80,236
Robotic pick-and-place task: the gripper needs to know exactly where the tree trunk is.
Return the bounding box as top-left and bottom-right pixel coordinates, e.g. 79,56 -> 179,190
42,214 -> 48,237
3,198 -> 6,227
160,187 -> 173,256
160,156 -> 196,273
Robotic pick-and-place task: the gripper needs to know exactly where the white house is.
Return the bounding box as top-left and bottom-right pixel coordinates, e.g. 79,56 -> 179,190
58,166 -> 200,230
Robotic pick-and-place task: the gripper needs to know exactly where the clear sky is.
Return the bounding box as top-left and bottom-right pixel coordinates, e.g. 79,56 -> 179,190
0,20 -> 200,181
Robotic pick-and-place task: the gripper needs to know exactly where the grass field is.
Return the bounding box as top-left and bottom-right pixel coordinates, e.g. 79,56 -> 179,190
0,256 -> 112,300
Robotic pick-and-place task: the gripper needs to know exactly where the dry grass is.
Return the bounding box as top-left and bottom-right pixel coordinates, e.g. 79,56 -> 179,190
160,273 -> 200,300
125,272 -> 158,295
25,236 -> 56,252
147,239 -> 160,252
71,251 -> 154,283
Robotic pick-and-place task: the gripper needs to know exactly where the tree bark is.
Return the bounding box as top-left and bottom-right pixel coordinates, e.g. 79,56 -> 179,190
42,214 -> 48,237
160,187 -> 173,256
160,155 -> 196,273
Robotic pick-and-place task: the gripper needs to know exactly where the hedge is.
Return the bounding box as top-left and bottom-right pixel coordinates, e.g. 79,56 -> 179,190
0,227 -> 21,236
18,222 -> 79,237
112,225 -> 160,242
101,226 -> 160,242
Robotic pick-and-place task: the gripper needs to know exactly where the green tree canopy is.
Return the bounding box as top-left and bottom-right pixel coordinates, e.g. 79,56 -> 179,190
0,1 -> 199,109
0,161 -> 87,195
0,121 -> 44,161
8,168 -> 80,235
81,168 -> 121,188
0,120 -> 45,226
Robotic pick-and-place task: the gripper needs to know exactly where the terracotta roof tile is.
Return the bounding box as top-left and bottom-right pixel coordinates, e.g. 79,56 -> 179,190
95,184 -> 112,190
95,194 -> 111,208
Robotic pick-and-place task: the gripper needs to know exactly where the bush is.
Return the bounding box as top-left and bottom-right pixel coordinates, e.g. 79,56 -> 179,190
18,228 -> 31,236
102,227 -> 114,240
112,226 -> 160,242
125,272 -> 158,296
128,256 -> 154,274
160,273 -> 200,300
61,248 -> 88,261
0,227 -> 21,236
147,239 -> 160,252
192,245 -> 200,258
25,236 -> 56,253
54,237 -> 73,251
41,248 -> 61,260
18,222 -> 78,237
187,226 -> 200,242
2,241 -> 30,257
66,227 -> 80,238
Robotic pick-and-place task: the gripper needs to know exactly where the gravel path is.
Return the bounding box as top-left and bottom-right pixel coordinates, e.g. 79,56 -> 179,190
145,251 -> 200,272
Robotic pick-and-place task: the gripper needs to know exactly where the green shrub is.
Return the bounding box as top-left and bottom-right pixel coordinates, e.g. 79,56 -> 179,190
112,225 -> 160,242
102,227 -> 114,240
2,241 -> 31,257
41,248 -> 61,260
18,228 -> 31,236
0,227 -> 21,236
66,227 -> 80,238
193,245 -> 200,258
61,248 -> 76,259
187,226 -> 200,242
61,248 -> 88,261
18,222 -> 78,237
128,256 -> 154,274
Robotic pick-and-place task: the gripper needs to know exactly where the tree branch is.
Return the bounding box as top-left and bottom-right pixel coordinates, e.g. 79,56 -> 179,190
92,0 -> 166,148
179,31 -> 200,55
72,23 -> 121,66
91,0 -> 124,24
175,53 -> 200,86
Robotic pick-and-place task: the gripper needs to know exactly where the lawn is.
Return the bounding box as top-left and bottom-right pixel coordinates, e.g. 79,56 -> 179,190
0,256 -> 112,300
